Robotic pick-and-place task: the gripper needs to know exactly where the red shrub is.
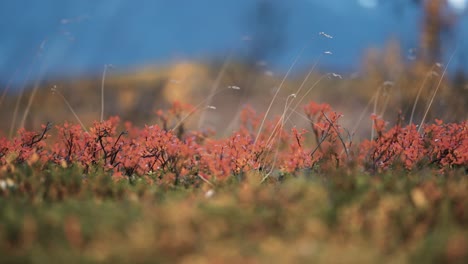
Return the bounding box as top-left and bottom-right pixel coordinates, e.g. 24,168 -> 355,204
1,101 -> 465,185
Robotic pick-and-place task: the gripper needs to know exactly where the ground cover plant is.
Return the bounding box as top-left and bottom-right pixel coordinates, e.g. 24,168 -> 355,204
0,101 -> 467,263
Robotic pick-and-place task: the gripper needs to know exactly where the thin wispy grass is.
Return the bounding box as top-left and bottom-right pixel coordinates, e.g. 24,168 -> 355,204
171,86 -> 241,132
51,85 -> 87,132
263,56 -> 323,147
101,64 -> 113,122
283,73 -> 332,126
261,93 -> 297,183
409,63 -> 440,125
351,89 -> 380,138
0,69 -> 19,109
197,51 -> 233,129
418,48 -> 456,133
8,41 -> 47,138
370,83 -> 385,141
254,46 -> 305,145
20,60 -> 49,129
263,70 -> 327,150
9,58 -> 39,138
259,52 -> 337,180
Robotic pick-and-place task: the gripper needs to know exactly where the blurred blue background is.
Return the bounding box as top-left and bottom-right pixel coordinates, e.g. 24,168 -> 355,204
1,0 -> 467,86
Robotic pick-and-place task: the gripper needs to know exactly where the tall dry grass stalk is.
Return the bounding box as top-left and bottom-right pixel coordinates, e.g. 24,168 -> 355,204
100,64 -> 112,122
379,81 -> 395,120
370,85 -> 382,141
197,51 -> 233,129
369,81 -> 393,140
264,72 -> 329,149
20,80 -> 41,130
171,86 -> 240,132
418,48 -> 456,133
409,63 -> 439,125
283,73 -> 330,126
9,59 -> 39,138
20,59 -> 49,129
0,69 -> 20,109
51,85 -> 87,132
260,52 -> 333,182
8,40 -> 47,138
254,47 -> 305,145
351,89 -> 381,138
261,93 -> 297,183
263,57 -> 321,145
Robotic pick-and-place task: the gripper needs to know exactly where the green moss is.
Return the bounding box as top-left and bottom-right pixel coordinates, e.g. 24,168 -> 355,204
0,165 -> 467,263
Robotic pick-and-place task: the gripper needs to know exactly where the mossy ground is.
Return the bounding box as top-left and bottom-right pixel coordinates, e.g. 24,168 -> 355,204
1,165 -> 467,263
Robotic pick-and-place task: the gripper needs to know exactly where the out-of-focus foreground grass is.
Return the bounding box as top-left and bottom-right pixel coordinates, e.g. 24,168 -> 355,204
1,165 -> 467,263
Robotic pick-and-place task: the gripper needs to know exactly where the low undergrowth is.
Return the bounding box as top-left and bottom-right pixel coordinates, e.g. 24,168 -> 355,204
0,101 -> 467,263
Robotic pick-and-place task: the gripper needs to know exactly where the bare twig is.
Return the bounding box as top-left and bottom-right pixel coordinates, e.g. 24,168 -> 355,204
321,111 -> 350,161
